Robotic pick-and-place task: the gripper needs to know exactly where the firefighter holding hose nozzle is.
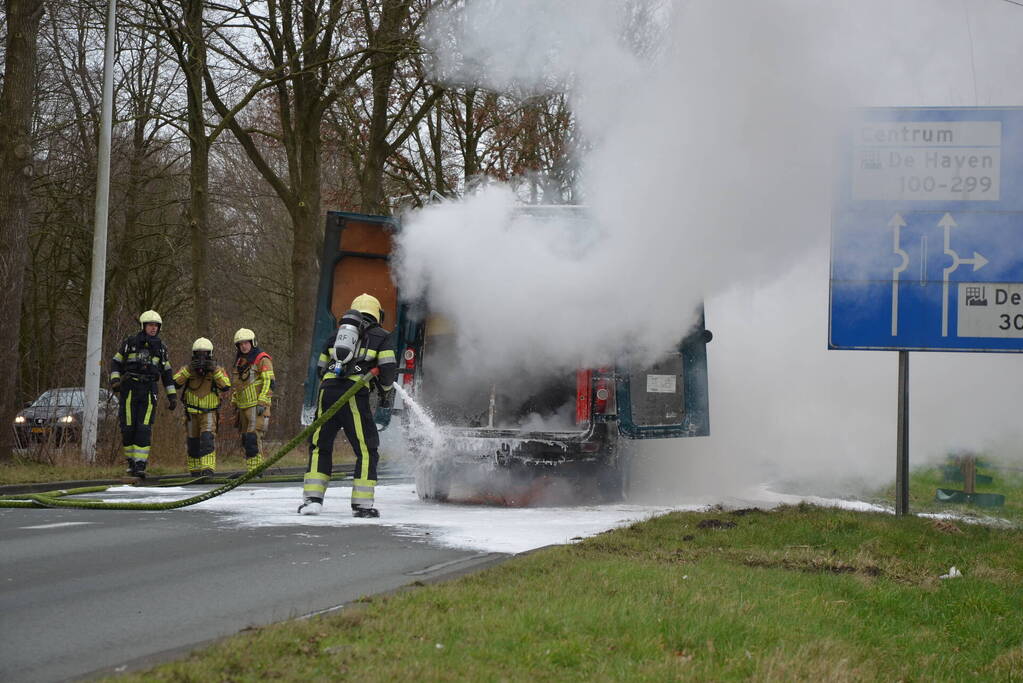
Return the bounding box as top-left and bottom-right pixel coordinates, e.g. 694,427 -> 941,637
300,293 -> 397,517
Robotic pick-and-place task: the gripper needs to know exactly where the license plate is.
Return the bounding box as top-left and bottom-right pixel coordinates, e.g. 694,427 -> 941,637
30,427 -> 46,434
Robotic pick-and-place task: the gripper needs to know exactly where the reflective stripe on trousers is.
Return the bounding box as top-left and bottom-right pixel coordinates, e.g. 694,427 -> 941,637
121,387 -> 157,461
305,382 -> 379,507
303,471 -> 329,499
349,395 -> 375,508
351,481 -> 376,507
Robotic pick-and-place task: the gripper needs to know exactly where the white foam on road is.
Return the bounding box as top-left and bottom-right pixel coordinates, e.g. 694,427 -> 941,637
96,482 -> 916,554
103,483 -> 685,554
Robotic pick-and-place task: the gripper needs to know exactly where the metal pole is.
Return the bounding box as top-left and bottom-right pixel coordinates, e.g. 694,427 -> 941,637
82,0 -> 118,462
895,350 -> 910,515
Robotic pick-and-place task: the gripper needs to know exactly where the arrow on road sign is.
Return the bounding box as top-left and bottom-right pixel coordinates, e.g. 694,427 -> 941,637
890,213 -> 909,336
960,252 -> 989,272
940,212 -> 990,337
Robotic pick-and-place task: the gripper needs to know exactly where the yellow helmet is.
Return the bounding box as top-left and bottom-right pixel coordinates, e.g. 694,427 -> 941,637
350,293 -> 382,322
233,328 -> 256,345
139,310 -> 162,326
191,337 -> 214,353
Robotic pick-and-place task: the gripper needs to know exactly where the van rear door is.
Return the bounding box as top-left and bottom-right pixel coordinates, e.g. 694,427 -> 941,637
615,310 -> 711,439
303,211 -> 399,424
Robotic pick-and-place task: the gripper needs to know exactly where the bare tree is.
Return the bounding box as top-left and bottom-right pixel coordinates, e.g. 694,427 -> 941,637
143,0 -> 214,332
385,85 -> 581,206
0,0 -> 46,460
20,0 -> 189,401
355,0 -> 443,213
199,0 -> 377,427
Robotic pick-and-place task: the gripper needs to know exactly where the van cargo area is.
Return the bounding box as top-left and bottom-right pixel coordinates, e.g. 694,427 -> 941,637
418,323 -> 582,433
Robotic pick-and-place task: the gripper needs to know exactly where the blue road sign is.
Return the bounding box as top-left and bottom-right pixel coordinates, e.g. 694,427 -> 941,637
830,107 -> 1023,352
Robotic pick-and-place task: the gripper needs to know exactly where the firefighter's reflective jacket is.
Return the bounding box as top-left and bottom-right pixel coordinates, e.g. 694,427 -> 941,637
111,332 -> 176,396
232,348 -> 274,409
174,364 -> 231,413
317,323 -> 397,393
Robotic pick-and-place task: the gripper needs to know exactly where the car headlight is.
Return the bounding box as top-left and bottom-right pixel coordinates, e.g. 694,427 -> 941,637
59,415 -> 76,424
14,415 -> 26,424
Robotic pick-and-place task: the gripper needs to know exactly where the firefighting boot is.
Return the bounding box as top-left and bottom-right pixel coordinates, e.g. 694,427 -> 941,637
199,453 -> 216,477
121,458 -> 144,484
298,498 -> 323,515
245,454 -> 264,476
132,459 -> 148,480
352,507 -> 380,518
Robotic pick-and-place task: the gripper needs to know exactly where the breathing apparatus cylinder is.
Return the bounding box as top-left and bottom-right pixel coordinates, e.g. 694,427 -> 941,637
332,309 -> 365,367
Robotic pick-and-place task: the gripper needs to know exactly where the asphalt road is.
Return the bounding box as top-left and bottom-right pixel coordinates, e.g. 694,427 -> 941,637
0,485 -> 507,682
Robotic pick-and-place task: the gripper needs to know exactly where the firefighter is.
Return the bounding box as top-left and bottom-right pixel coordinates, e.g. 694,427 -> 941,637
173,338 -> 231,476
231,328 -> 274,473
300,293 -> 397,517
109,310 -> 177,479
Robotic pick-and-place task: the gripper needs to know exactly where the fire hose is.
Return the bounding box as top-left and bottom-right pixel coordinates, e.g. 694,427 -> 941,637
0,371 -> 376,510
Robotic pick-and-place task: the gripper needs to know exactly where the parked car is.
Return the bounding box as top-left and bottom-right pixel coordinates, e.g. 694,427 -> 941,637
303,209 -> 711,504
13,387 -> 119,449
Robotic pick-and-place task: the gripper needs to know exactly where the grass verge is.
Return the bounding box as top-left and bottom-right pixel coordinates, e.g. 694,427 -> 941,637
108,505 -> 1023,682
873,456 -> 1023,524
0,447 -> 324,485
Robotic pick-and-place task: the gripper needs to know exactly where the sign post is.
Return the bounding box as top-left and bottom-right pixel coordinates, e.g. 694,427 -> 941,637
831,107 -> 1023,514
895,350 -> 909,515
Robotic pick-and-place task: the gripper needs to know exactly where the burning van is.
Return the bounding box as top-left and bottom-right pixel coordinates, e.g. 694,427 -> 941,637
304,209 -> 711,504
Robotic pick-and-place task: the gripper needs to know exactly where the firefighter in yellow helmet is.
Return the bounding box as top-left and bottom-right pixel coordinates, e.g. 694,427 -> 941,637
300,293 -> 396,517
231,328 -> 275,472
109,310 -> 177,479
173,338 -> 231,476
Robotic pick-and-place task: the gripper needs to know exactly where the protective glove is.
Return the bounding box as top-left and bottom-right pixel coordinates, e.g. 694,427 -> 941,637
189,357 -> 203,371
110,378 -> 121,392
167,395 -> 177,411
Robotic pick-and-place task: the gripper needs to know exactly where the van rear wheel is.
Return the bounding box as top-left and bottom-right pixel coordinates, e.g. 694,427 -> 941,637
415,460 -> 451,501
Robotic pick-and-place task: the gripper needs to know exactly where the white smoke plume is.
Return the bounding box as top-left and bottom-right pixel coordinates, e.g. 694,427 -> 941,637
395,0 -> 1023,495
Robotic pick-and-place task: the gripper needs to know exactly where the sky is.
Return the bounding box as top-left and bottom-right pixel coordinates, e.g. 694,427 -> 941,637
393,0 -> 1023,498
